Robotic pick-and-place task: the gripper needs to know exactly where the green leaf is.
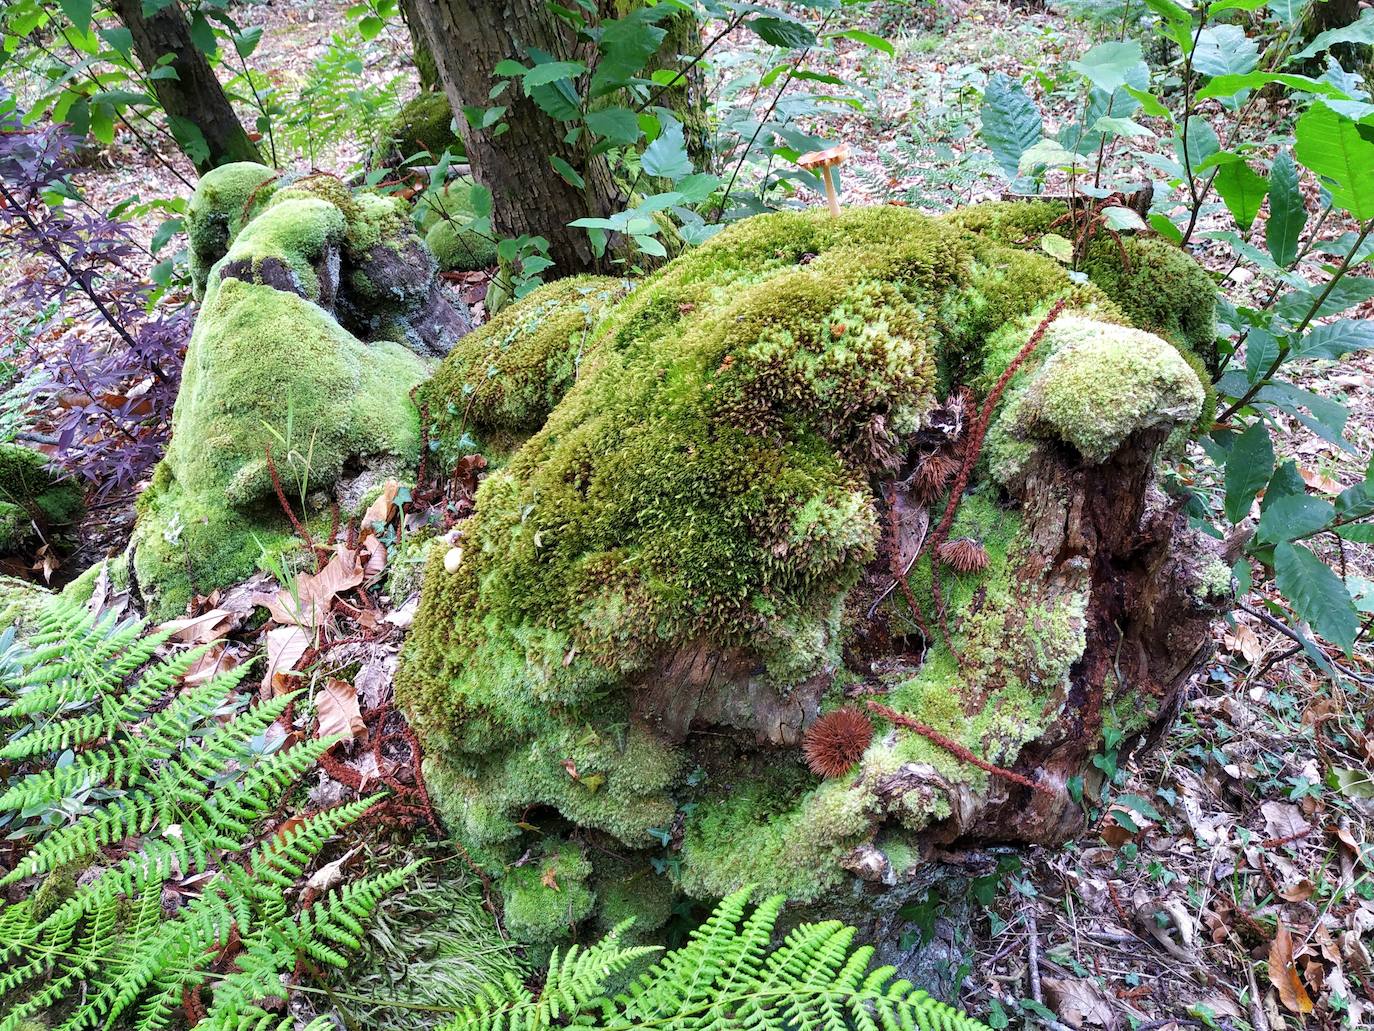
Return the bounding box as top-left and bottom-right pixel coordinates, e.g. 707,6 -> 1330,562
493,59 -> 527,77
1269,0 -> 1309,25
1335,524 -> 1374,543
584,106 -> 641,145
1040,234 -> 1074,262
1294,102 -> 1374,218
589,8 -> 667,97
1102,205 -> 1147,231
748,16 -> 816,49
1194,25 -> 1259,78
641,120 -> 692,181
1174,116 -> 1220,174
1224,422 -> 1274,524
1210,154 -> 1269,231
1257,495 -> 1335,544
549,155 -> 585,189
1196,71 -> 1350,101
89,101 -> 113,145
522,60 -> 586,88
1245,328 -> 1281,384
1069,40 -> 1146,95
1273,275 -> 1374,324
1291,319 -> 1374,360
1273,541 -> 1358,653
825,28 -> 894,56
189,11 -> 217,55
1124,85 -> 1170,119
1288,8 -> 1374,64
58,0 -> 92,35
980,73 -> 1043,179
358,15 -> 383,40
1140,0 -> 1195,51
98,27 -> 134,60
233,25 -> 263,58
1265,150 -> 1306,268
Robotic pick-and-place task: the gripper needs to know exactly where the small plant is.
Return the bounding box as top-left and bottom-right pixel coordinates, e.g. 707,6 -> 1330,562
445,888 -> 991,1031
0,593 -> 414,1031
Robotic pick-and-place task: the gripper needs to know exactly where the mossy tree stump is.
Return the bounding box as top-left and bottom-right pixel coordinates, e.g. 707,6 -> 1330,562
397,201 -> 1228,962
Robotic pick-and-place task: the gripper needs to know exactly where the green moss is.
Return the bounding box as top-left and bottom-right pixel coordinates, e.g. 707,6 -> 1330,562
186,162 -> 279,297
416,179 -> 481,231
0,444 -> 84,553
999,314 -> 1205,464
133,270 -> 426,615
399,200 -> 1219,947
425,219 -> 497,273
1081,235 -> 1219,370
379,91 -> 463,166
420,276 -> 632,446
219,197 -> 346,301
500,841 -> 595,941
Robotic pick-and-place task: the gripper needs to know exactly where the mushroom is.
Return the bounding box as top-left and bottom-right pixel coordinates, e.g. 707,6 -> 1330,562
797,143 -> 850,217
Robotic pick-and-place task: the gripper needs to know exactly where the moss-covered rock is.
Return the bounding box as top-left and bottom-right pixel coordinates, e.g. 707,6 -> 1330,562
0,444 -> 84,554
375,90 -> 464,169
186,161 -> 279,299
425,219 -> 497,273
398,202 -> 1221,947
132,166 -> 472,617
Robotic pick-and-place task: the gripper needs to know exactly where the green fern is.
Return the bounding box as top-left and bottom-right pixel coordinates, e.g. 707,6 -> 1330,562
0,592 -> 414,1031
443,888 -> 992,1031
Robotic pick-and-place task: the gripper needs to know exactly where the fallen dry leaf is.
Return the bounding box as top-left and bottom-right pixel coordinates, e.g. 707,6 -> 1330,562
316,677 -> 366,743
262,624 -> 310,696
262,544 -> 366,628
183,642 -> 241,686
158,607 -> 239,644
361,534 -> 387,577
541,865 -> 560,891
1261,801 -> 1312,842
1224,622 -> 1262,663
1043,977 -> 1116,1029
361,477 -> 400,530
1268,918 -> 1315,1015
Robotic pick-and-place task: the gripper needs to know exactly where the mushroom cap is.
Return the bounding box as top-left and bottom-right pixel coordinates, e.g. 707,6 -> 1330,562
797,143 -> 851,169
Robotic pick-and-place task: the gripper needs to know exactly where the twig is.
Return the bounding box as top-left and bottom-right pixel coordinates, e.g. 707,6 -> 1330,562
1026,912 -> 1044,1005
866,701 -> 1055,796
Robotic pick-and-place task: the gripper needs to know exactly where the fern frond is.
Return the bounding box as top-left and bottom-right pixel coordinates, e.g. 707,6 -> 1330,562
442,891 -> 993,1031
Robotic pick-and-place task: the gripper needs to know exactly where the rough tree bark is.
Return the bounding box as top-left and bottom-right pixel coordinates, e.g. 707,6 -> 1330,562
409,0 -> 630,275
110,0 -> 261,174
397,0 -> 440,92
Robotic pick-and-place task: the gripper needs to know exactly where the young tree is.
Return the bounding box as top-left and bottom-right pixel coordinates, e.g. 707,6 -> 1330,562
109,0 -> 261,172
409,0 -> 631,275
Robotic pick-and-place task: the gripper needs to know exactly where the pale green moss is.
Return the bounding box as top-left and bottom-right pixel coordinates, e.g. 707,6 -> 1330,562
220,197 -> 346,301
425,218 -> 497,273
500,841 -> 594,942
378,91 -> 462,166
186,162 -> 279,297
1001,315 -> 1204,463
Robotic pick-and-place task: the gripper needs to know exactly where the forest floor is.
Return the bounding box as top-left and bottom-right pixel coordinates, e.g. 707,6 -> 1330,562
2,1 -> 1372,1029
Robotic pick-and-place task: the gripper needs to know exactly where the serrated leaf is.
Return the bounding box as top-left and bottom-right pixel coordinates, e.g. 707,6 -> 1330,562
584,107 -> 641,145
589,8 -> 667,97
522,61 -> 586,88
1265,150 -> 1305,268
549,155 -> 585,189
1224,422 -> 1274,523
980,73 -> 1043,179
1274,541 -> 1358,653
641,120 -> 692,181
1294,102 -> 1374,219
1069,40 -> 1146,95
1256,495 -> 1335,544
1210,154 -> 1269,231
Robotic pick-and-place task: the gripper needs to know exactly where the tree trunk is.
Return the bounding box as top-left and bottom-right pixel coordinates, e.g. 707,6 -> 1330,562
397,0 -> 440,92
110,0 -> 261,174
410,0 -> 629,275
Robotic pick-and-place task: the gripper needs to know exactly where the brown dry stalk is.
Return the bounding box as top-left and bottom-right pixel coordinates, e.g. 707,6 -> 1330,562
265,442 -> 318,561
913,299 -> 1068,658
866,700 -> 1053,796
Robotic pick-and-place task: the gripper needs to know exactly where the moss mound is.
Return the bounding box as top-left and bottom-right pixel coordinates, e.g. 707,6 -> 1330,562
376,91 -> 464,168
133,165 -> 465,617
398,203 -> 1216,944
0,445 -> 84,553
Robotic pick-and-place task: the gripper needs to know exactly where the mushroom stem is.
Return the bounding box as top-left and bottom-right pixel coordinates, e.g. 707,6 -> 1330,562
821,164 -> 840,217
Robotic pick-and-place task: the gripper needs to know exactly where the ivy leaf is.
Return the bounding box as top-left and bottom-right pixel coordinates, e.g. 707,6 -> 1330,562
747,16 -> 816,49
980,73 -> 1043,179
1069,40 -> 1146,95
641,121 -> 692,181
1265,150 -> 1306,268
1224,422 -> 1274,524
1274,541 -> 1358,654
1294,102 -> 1374,219
1208,153 -> 1269,231
1256,495 -> 1335,544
